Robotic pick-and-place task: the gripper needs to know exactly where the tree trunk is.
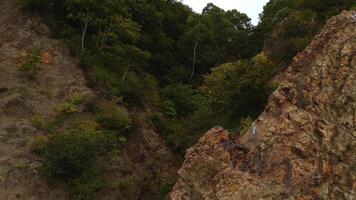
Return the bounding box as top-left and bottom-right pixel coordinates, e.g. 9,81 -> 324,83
81,9 -> 89,51
191,40 -> 199,78
122,64 -> 130,83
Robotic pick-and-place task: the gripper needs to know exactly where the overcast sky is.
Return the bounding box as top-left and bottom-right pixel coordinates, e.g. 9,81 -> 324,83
182,0 -> 269,25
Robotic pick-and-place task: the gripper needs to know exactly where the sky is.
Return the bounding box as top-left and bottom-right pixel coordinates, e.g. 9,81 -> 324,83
182,0 -> 269,25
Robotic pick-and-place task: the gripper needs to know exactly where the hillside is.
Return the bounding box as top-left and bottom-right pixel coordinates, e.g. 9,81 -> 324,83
169,11 -> 356,200
0,0 -> 177,199
0,0 -> 355,199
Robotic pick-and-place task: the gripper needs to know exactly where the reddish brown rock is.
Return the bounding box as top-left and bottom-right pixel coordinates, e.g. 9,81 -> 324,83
41,52 -> 53,64
170,11 -> 356,200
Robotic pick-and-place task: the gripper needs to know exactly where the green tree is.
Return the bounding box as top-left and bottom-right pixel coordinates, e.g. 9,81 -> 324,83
202,53 -> 273,120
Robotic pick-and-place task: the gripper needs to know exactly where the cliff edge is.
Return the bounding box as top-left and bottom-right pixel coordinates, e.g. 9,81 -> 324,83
170,11 -> 356,200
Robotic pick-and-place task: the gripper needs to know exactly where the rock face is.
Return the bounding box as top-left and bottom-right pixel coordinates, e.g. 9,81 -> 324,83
0,0 -> 177,199
170,11 -> 356,200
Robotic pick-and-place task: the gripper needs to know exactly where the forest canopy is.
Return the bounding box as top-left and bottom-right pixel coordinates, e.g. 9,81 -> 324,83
19,0 -> 356,155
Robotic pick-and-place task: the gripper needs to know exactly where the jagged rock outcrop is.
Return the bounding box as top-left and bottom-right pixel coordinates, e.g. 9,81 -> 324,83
0,0 -> 177,199
170,11 -> 356,200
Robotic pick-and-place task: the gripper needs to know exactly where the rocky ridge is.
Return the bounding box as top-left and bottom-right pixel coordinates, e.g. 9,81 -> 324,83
170,11 -> 356,200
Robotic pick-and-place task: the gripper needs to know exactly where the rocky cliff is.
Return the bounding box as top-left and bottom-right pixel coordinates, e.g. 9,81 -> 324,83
170,11 -> 356,200
0,1 -> 177,199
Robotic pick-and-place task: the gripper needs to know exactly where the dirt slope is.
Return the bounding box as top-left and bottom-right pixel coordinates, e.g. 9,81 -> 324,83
0,1 -> 177,199
170,11 -> 356,200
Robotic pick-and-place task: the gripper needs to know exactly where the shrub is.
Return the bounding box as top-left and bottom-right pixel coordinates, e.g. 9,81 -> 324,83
31,114 -> 45,129
57,102 -> 77,115
36,131 -> 115,180
72,119 -> 100,133
156,181 -> 174,200
69,94 -> 86,106
201,54 -> 273,120
19,48 -> 41,80
96,107 -> 132,134
118,72 -> 145,107
162,83 -> 208,118
238,116 -> 254,134
71,170 -> 106,200
163,100 -> 177,119
88,66 -> 120,95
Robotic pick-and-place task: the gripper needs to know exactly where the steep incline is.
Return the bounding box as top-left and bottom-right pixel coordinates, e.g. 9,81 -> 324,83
170,11 -> 356,200
0,1 -> 177,199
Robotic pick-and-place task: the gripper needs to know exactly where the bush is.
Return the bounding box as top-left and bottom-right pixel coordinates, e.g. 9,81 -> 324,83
95,106 -> 132,134
88,66 -> 120,95
162,83 -> 208,118
156,181 -> 174,200
57,102 -> 77,115
19,48 -> 41,80
238,116 -> 254,134
71,170 -> 106,200
36,131 -> 115,180
72,119 -> 100,133
69,94 -> 86,105
201,53 -> 273,120
31,115 -> 45,129
118,78 -> 144,107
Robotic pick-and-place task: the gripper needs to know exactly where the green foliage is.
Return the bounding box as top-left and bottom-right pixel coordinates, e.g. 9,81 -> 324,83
36,131 -> 114,180
163,100 -> 177,119
31,129 -> 117,198
72,119 -> 100,133
156,181 -> 174,200
202,53 -> 273,121
71,171 -> 106,200
21,0 -> 355,163
178,4 -> 253,76
238,116 -> 254,134
96,107 -> 132,134
265,10 -> 317,64
69,94 -> 86,105
118,178 -> 132,191
252,0 -> 355,68
31,97 -> 130,199
162,83 -> 208,119
31,115 -> 45,129
57,102 -> 77,115
19,48 -> 41,80
88,66 -> 121,95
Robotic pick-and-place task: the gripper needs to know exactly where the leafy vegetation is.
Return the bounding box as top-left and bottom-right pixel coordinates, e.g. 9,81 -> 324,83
201,53 -> 273,123
32,131 -> 115,199
238,116 -> 254,134
95,108 -> 132,134
156,181 -> 174,200
20,0 -> 354,154
21,0 -> 355,197
35,131 -> 114,180
252,0 -> 356,69
31,96 -> 132,199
